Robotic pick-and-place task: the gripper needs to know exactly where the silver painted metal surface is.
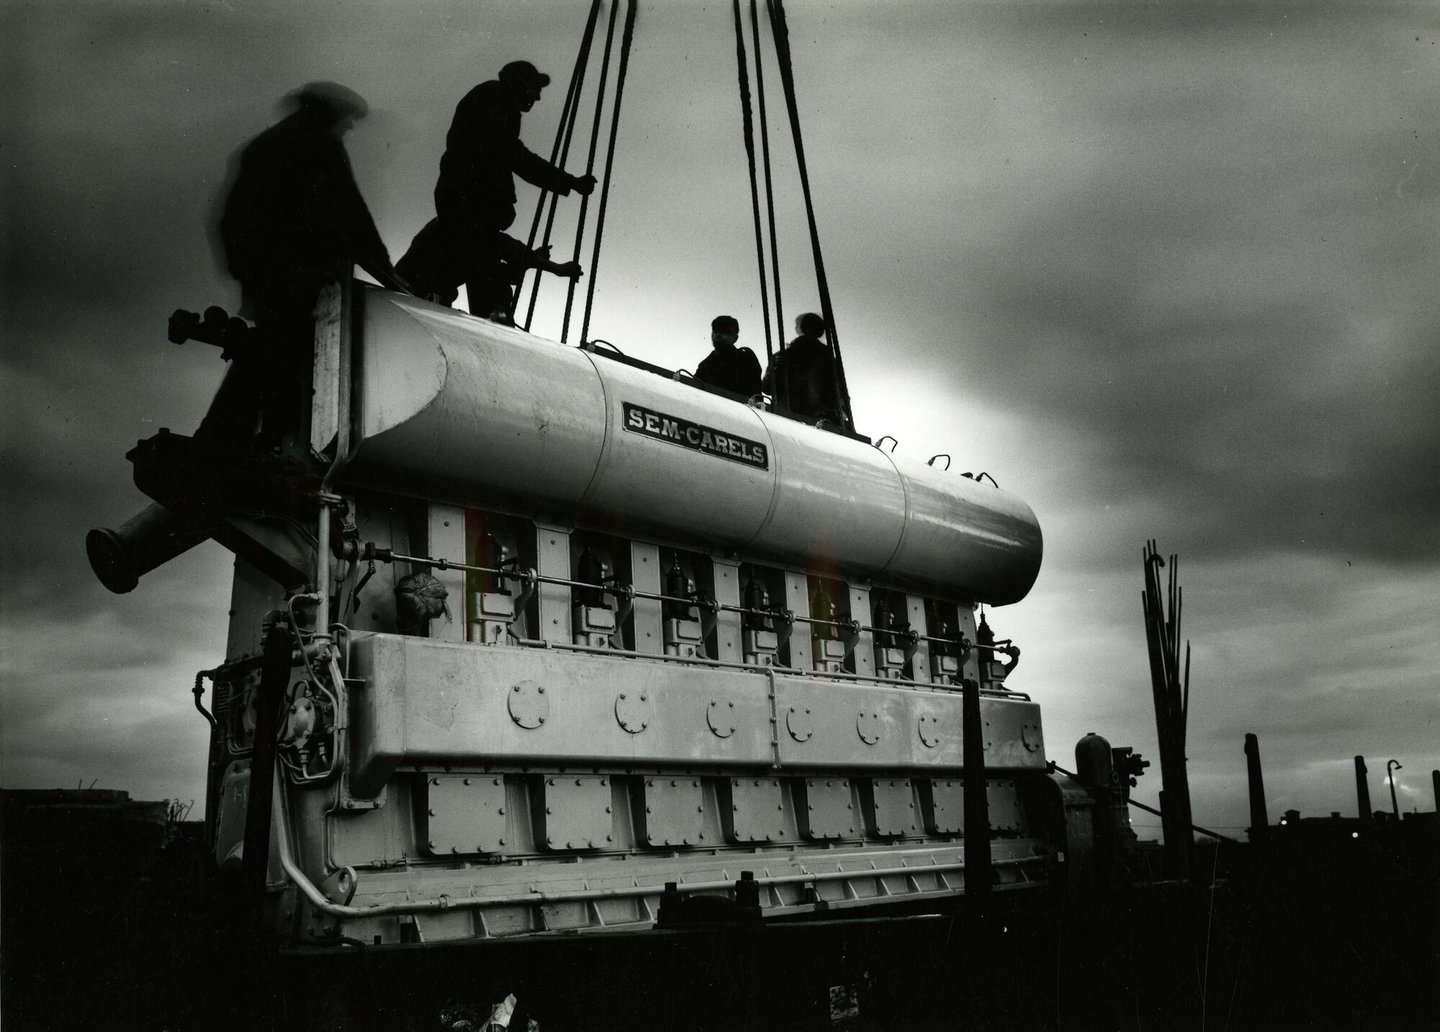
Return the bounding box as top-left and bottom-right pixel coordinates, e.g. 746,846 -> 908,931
345,632 -> 1047,795
345,292 -> 1041,604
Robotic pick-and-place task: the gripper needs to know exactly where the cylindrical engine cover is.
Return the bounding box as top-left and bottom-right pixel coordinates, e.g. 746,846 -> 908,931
346,292 -> 1042,604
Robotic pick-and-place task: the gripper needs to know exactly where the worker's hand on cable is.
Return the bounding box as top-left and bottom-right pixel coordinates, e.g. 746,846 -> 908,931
552,261 -> 583,281
570,173 -> 597,197
531,244 -> 554,265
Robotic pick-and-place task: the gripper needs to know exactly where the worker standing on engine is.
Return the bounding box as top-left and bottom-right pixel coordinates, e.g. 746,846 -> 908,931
218,82 -> 410,331
398,60 -> 595,319
762,312 -> 842,425
694,315 -> 762,397
208,82 -> 409,451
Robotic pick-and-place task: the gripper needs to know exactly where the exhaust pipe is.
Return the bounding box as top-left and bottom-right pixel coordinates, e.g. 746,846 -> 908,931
86,502 -> 204,594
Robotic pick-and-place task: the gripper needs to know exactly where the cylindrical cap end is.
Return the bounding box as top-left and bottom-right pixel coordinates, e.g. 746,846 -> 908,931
87,527 -> 139,594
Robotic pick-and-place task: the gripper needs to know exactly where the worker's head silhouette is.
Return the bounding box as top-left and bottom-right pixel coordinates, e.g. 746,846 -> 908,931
711,315 -> 739,347
284,81 -> 370,133
499,61 -> 550,111
796,312 -> 826,338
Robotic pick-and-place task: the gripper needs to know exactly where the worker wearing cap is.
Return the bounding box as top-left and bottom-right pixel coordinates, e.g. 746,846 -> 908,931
399,61 -> 596,317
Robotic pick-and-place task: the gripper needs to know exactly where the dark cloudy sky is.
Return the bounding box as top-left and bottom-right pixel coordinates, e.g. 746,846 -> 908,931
3,0 -> 1437,840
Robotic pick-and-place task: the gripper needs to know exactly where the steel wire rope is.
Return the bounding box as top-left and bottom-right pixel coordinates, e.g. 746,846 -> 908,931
732,0 -> 774,363
750,0 -> 784,361
765,0 -> 855,430
517,0 -> 603,330
562,0 -> 623,343
577,0 -> 639,347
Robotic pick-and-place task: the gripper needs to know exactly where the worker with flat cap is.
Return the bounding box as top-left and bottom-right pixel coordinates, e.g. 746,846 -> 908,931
399,60 -> 596,319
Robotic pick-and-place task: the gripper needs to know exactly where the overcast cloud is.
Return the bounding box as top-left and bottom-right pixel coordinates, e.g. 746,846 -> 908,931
2,0 -> 1437,838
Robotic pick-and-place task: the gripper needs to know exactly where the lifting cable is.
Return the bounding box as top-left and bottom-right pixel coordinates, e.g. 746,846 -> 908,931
562,0 -> 624,344
765,0 -> 855,430
578,0 -> 639,348
517,0 -> 604,330
732,0 -> 775,364
750,0 -> 784,351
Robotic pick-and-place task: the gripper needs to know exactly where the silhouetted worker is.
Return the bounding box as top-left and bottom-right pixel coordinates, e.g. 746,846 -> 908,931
762,312 -> 842,424
218,82 -> 408,329
398,60 -> 595,319
207,82 -> 409,451
398,218 -> 580,322
694,315 -> 762,397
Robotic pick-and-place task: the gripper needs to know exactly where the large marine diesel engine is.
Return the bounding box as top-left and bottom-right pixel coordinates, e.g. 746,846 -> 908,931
89,284 -> 1131,947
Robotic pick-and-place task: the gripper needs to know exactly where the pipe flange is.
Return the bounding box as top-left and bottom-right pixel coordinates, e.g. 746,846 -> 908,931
857,709 -> 883,746
615,691 -> 653,734
707,698 -> 738,738
508,680 -> 549,729
786,705 -> 815,743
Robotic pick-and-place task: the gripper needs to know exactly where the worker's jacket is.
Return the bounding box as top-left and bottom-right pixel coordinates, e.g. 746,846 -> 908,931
436,80 -> 574,230
220,113 -> 390,300
762,335 -> 841,422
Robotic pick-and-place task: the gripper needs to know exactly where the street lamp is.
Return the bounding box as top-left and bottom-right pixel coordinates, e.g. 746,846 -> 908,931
1386,760 -> 1403,819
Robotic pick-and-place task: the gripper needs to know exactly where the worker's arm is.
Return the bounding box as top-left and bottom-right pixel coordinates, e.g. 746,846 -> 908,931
509,139 -> 596,197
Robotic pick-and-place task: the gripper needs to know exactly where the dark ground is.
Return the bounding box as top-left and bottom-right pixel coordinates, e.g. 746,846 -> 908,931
3,790 -> 1436,1031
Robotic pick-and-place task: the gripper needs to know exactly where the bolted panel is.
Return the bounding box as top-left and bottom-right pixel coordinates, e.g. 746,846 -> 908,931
426,505 -> 467,643
539,775 -> 613,850
535,525 -> 572,644
638,777 -> 707,848
423,775 -> 507,855
797,777 -> 856,840
630,542 -> 663,654
725,777 -> 789,844
710,558 -> 742,662
863,778 -> 917,837
987,780 -> 1024,835
848,585 -> 875,677
781,571 -> 813,672
922,778 -> 965,835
